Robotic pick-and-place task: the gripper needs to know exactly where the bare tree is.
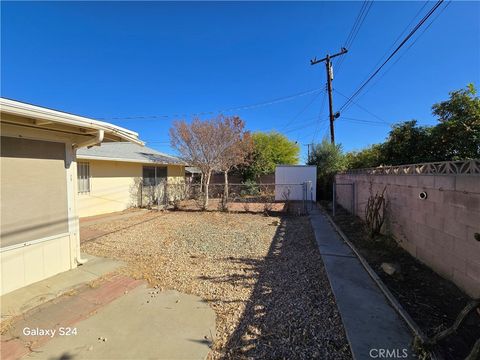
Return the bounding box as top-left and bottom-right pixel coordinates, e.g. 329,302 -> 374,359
170,115 -> 251,210
216,117 -> 252,208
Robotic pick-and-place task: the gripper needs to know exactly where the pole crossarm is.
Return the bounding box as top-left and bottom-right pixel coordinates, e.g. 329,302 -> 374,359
310,47 -> 348,66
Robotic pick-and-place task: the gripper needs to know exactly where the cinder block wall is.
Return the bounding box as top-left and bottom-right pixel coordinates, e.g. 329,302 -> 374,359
335,173 -> 480,298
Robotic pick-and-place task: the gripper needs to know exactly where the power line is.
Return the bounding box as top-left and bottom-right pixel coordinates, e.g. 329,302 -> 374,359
334,1 -> 374,74
362,1 -> 451,95
344,2 -> 371,48
282,116 -> 329,135
341,117 -> 391,126
338,0 -> 446,114
96,87 -> 325,121
333,88 -> 388,124
367,1 -> 430,75
279,88 -> 326,131
311,90 -> 328,143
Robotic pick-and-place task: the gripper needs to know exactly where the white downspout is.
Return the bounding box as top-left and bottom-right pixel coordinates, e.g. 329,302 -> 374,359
72,130 -> 104,265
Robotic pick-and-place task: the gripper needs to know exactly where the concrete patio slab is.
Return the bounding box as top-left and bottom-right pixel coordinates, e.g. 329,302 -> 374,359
309,205 -> 414,360
23,285 -> 216,360
1,254 -> 124,318
2,275 -> 144,360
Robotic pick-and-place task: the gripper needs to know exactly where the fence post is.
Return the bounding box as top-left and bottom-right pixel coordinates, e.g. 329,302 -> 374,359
310,181 -> 314,209
332,183 -> 336,217
164,181 -> 168,207
303,182 -> 306,214
352,182 -> 356,216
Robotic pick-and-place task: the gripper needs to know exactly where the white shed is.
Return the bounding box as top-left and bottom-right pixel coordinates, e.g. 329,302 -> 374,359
275,165 -> 317,201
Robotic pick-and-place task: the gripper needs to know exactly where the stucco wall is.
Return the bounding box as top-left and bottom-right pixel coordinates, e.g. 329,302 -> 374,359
77,160 -> 142,217
335,173 -> 480,297
77,160 -> 185,217
167,164 -> 186,183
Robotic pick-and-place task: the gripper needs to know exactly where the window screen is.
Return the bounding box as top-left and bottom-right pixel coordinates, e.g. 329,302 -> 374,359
77,162 -> 90,193
1,136 -> 69,248
143,166 -> 167,186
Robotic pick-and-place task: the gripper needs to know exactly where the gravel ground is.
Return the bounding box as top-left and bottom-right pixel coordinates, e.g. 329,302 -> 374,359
81,210 -> 352,359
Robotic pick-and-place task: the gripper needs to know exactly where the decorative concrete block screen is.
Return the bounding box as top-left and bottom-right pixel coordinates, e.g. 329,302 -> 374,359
335,160 -> 480,298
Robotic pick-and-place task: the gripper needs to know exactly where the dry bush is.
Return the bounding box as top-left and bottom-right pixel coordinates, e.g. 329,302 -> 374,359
365,184 -> 387,238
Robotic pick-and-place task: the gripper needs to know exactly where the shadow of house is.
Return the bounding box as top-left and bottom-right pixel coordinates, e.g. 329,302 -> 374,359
201,216 -> 352,359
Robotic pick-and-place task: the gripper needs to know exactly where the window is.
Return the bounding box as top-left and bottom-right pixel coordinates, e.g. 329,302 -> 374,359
77,162 -> 90,193
143,166 -> 167,186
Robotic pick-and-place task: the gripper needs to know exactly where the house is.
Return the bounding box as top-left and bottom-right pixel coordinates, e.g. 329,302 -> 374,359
0,98 -> 143,295
76,143 -> 185,217
185,166 -> 202,182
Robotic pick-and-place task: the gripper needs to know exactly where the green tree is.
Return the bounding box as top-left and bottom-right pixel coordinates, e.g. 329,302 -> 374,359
343,84 -> 480,170
345,144 -> 383,169
430,83 -> 480,160
307,138 -> 348,200
243,131 -> 299,179
380,120 -> 434,165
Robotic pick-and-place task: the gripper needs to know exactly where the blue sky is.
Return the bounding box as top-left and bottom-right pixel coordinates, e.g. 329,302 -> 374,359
2,1 -> 479,161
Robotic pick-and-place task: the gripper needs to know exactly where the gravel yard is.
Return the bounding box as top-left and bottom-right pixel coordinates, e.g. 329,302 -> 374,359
81,210 -> 351,359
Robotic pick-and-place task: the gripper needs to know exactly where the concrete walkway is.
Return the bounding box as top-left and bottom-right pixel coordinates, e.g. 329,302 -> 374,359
309,205 -> 414,360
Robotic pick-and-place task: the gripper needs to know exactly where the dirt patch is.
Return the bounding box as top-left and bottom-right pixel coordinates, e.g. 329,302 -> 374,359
321,201 -> 480,360
81,211 -> 351,359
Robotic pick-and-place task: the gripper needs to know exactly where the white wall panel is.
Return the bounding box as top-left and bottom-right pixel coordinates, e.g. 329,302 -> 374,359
275,165 -> 317,201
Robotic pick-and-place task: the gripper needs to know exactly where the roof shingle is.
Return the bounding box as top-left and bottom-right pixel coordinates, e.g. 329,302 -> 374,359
77,142 -> 185,165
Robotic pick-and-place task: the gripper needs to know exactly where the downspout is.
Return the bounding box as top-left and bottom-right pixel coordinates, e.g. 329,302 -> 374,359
72,130 -> 105,265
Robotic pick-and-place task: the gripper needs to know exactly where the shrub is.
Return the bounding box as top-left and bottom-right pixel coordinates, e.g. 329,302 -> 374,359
307,139 -> 348,200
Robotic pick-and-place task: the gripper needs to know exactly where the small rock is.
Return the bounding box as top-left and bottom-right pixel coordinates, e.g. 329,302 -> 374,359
88,345 -> 94,351
381,262 -> 401,276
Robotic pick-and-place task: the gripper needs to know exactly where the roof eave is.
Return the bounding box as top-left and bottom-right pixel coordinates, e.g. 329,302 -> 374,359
0,98 -> 144,145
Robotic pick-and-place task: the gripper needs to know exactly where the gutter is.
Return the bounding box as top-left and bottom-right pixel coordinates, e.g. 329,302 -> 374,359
1,98 -> 144,145
72,129 -> 105,265
73,129 -> 104,150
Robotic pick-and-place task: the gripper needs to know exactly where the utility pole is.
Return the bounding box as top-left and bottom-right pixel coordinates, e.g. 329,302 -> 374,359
310,47 -> 348,144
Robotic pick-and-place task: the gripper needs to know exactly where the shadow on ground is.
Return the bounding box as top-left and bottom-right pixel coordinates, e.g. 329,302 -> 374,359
201,215 -> 352,359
